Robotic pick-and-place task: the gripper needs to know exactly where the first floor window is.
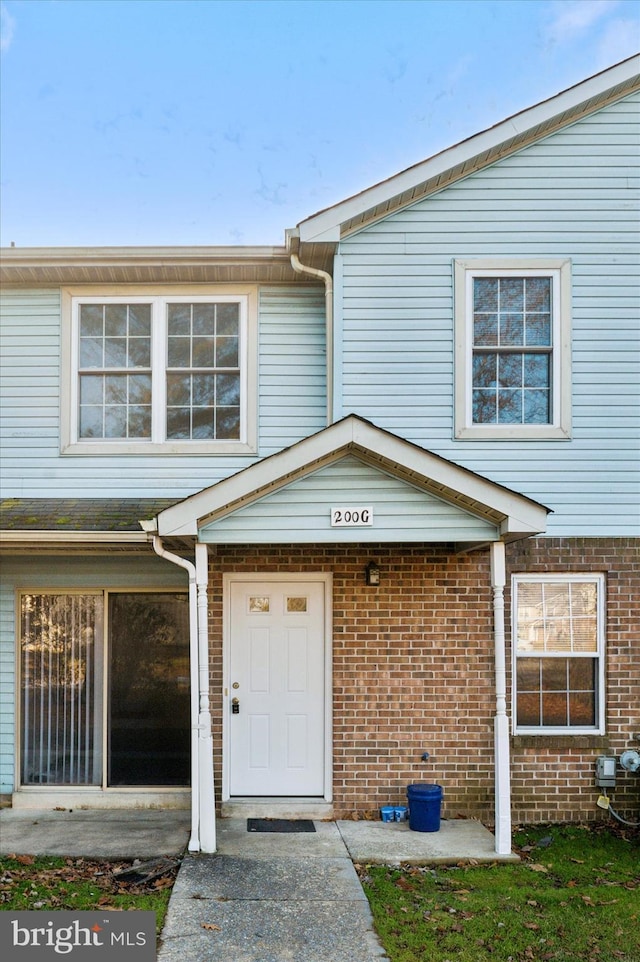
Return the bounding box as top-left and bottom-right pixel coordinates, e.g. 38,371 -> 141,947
19,591 -> 190,788
512,574 -> 605,734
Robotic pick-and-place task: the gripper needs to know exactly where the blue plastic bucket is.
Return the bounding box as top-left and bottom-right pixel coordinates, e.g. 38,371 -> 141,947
407,783 -> 443,832
380,806 -> 395,822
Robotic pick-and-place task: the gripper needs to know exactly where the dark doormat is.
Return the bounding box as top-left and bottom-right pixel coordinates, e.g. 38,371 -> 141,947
247,818 -> 316,833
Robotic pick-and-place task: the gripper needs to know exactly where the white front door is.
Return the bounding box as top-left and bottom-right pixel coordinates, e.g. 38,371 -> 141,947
228,579 -> 326,796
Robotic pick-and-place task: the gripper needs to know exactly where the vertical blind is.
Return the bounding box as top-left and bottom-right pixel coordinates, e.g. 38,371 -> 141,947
20,594 -> 103,785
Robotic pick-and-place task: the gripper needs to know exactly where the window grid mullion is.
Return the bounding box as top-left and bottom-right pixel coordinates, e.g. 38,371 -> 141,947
152,297 -> 165,444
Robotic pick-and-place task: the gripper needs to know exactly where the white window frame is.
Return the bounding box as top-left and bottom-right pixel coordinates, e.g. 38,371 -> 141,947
61,286 -> 258,455
454,259 -> 571,440
512,573 -> 605,736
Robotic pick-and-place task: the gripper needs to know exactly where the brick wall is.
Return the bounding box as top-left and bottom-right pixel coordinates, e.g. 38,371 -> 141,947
507,537 -> 640,824
207,537 -> 639,825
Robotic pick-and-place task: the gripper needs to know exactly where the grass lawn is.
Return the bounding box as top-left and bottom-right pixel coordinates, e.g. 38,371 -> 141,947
0,855 -> 178,935
359,823 -> 640,962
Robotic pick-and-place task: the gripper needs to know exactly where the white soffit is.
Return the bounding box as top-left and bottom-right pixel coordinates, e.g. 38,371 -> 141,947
297,56 -> 640,243
155,416 -> 549,539
0,245 -> 334,286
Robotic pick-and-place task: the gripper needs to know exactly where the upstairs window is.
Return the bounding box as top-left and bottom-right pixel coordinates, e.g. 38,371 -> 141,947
78,301 -> 153,440
62,291 -> 256,454
512,574 -> 605,734
454,260 -> 571,440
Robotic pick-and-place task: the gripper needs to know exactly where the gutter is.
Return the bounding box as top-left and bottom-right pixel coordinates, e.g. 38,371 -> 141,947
289,251 -> 334,425
0,531 -> 148,544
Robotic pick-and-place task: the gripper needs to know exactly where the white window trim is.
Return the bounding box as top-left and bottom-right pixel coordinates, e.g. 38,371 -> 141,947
512,573 -> 606,736
454,259 -> 571,440
61,285 -> 258,455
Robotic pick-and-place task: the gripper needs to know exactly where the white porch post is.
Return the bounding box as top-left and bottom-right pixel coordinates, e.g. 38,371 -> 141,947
490,540 -> 512,856
196,542 -> 216,853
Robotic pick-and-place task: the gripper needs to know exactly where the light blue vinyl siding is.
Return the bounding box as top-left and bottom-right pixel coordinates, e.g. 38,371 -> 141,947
0,290 -> 61,453
258,287 -> 326,455
0,554 -> 188,795
0,285 -> 325,497
199,455 -> 498,543
336,93 -> 640,536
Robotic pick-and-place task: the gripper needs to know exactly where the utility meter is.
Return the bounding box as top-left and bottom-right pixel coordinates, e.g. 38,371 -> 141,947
595,755 -> 617,788
620,750 -> 640,773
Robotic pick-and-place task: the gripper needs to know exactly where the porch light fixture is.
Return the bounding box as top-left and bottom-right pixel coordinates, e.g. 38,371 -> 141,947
365,561 -> 380,586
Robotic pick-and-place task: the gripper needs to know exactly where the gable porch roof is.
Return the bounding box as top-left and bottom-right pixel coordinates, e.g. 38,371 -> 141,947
153,415 -> 549,542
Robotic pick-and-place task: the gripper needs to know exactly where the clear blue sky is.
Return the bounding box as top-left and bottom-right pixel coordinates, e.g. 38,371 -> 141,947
1,0 -> 638,248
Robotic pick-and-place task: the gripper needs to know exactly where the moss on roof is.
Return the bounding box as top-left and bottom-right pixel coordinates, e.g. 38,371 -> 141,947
0,498 -> 178,532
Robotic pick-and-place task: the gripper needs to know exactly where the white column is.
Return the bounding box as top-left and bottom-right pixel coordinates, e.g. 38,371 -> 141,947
490,540 -> 512,856
195,542 -> 216,853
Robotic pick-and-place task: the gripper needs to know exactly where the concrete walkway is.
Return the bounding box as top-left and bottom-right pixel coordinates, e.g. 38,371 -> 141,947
157,817 -> 513,962
1,810 -> 514,962
158,820 -> 388,962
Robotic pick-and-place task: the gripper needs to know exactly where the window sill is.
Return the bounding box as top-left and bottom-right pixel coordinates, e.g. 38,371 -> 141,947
512,735 -> 609,750
61,440 -> 257,456
455,425 -> 571,441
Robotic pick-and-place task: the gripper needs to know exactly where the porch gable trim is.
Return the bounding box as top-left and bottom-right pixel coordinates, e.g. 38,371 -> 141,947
155,416 -> 549,540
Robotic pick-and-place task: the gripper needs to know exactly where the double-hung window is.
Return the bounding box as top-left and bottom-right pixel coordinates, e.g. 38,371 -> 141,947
512,574 -> 605,734
62,290 -> 256,454
454,259 -> 571,440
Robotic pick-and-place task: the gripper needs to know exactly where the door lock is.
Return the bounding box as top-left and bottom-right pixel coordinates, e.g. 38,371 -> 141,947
231,697 -> 240,714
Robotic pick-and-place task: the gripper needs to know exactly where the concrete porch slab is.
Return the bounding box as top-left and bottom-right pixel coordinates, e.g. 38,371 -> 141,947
216,817 -> 346,858
0,810 -> 517,864
337,818 -> 519,864
0,809 -> 191,858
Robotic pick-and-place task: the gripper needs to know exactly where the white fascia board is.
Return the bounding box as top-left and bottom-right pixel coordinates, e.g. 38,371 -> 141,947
350,420 -> 548,533
157,420 -> 360,535
157,416 -> 548,538
0,244 -> 288,263
499,516 -> 548,538
0,531 -> 149,544
298,56 -> 640,243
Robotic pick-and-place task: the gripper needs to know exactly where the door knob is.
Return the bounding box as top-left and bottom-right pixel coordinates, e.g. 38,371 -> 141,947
231,697 -> 240,714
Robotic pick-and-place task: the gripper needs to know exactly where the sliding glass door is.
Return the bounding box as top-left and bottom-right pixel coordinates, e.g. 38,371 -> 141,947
20,593 -> 104,786
19,591 -> 189,789
108,592 -> 190,786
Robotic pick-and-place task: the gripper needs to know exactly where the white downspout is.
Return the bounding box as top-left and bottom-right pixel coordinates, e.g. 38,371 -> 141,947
195,542 -> 216,853
290,252 -> 334,425
490,540 -> 512,856
152,536 -> 200,852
